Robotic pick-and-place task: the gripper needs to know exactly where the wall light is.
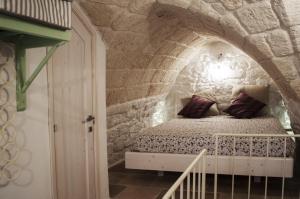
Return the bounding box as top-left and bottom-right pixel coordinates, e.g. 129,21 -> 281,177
152,100 -> 167,126
206,57 -> 235,82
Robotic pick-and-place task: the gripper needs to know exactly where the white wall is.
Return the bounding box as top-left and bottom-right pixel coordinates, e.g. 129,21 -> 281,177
0,6 -> 109,199
0,47 -> 52,199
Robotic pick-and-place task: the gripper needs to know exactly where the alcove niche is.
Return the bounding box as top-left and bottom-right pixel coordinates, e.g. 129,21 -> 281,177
153,40 -> 291,130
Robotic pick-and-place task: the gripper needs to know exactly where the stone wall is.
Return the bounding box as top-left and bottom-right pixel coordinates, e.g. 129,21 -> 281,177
80,0 -> 300,134
106,95 -> 165,165
166,41 -> 291,128
80,0 -> 300,105
79,0 -> 300,165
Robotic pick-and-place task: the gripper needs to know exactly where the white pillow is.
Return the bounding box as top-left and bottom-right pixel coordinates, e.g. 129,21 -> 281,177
232,85 -> 269,104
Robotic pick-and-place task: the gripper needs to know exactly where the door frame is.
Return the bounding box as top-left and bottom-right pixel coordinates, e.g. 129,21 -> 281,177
47,2 -> 109,199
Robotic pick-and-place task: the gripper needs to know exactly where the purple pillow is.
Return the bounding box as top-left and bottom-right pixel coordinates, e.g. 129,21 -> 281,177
178,95 -> 215,118
224,92 -> 266,119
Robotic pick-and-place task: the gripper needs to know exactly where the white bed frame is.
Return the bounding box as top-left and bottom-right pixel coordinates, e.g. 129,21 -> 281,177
125,152 -> 294,177
125,133 -> 298,178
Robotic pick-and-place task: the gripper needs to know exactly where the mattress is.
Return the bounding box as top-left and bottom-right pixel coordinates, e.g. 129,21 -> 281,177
133,116 -> 295,157
0,0 -> 72,29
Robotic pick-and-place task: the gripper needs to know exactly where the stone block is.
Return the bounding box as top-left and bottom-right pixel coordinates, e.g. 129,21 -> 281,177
290,25 -> 300,53
151,70 -> 167,83
272,56 -> 299,81
161,83 -> 173,94
128,0 -> 156,15
107,112 -> 129,129
266,29 -> 293,57
237,2 -> 280,33
203,0 -> 218,3
156,41 -> 187,57
107,105 -> 129,116
107,69 -> 128,88
126,51 -> 153,69
178,47 -> 197,60
109,31 -> 148,53
275,78 -> 299,100
111,12 -> 149,34
126,86 -> 149,101
80,2 -> 123,27
143,19 -> 180,55
106,49 -> 133,69
113,139 -> 125,152
107,143 -> 114,155
96,27 -> 116,46
147,56 -> 164,69
211,3 -> 227,15
273,0 -> 300,27
148,84 -> 163,96
291,79 -> 300,97
124,69 -> 145,86
189,37 -> 208,48
179,11 -> 205,33
189,0 -> 224,36
168,27 -> 200,46
161,70 -> 178,83
258,59 -> 286,82
220,14 -> 248,47
107,88 -> 127,105
91,0 -> 130,7
142,69 -> 157,83
220,0 -> 243,10
158,0 -> 193,9
243,33 -> 273,61
159,56 -> 182,71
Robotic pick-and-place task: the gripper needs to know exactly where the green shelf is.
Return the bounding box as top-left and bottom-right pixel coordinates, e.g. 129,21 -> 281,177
0,13 -> 71,111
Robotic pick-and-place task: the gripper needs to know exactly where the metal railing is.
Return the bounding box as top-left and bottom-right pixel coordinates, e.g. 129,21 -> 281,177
213,133 -> 300,199
163,133 -> 300,199
163,149 -> 207,199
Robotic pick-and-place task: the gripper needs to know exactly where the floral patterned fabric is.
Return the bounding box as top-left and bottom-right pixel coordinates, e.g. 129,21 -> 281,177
133,116 -> 295,157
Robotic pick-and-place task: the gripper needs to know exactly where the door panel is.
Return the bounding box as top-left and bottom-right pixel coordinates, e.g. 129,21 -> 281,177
51,11 -> 95,199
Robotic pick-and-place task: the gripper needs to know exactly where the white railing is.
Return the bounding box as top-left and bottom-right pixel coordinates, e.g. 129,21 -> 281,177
164,133 -> 300,199
163,149 -> 207,199
213,133 -> 300,199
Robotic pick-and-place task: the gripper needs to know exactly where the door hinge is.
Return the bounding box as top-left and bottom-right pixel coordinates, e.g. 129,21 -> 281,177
53,124 -> 58,133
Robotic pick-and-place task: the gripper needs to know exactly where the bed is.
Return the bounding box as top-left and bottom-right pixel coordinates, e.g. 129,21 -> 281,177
125,116 -> 296,177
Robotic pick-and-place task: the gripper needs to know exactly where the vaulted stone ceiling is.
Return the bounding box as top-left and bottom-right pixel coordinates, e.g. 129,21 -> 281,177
79,0 -> 300,131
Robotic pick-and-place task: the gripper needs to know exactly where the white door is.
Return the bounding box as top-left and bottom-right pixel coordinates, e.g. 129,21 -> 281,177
50,11 -> 96,199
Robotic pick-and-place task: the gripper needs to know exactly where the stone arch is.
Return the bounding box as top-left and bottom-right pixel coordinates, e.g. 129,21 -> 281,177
80,0 -> 300,132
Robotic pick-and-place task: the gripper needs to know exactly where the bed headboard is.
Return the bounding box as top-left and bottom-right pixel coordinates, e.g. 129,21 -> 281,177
0,0 -> 72,29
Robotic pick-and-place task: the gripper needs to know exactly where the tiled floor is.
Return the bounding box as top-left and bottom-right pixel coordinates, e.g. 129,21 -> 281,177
109,162 -> 300,199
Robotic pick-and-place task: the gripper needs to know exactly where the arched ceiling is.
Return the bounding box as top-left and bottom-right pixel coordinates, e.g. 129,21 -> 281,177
79,0 -> 300,130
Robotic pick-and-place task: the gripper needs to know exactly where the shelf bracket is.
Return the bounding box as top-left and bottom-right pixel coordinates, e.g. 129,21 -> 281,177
15,42 -> 62,111
0,13 -> 71,112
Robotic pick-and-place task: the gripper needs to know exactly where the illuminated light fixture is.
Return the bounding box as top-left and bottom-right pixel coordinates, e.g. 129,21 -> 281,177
206,53 -> 235,82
